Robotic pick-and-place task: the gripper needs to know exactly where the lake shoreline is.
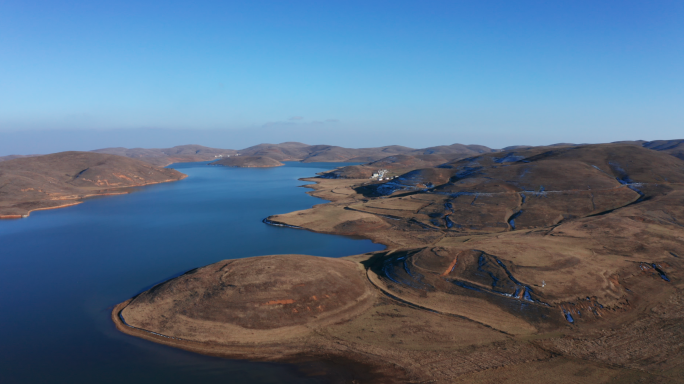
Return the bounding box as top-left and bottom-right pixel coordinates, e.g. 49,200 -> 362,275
109,169 -> 404,383
2,160 -> 385,383
0,176 -> 188,219
112,299 -> 405,383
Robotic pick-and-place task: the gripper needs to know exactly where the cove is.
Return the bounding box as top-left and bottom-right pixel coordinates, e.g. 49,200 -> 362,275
0,161 -> 384,384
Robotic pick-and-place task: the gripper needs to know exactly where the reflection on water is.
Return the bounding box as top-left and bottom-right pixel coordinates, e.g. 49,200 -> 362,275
0,161 -> 384,384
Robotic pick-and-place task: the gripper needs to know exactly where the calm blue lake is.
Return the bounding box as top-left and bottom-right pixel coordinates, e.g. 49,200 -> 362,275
0,161 -> 384,384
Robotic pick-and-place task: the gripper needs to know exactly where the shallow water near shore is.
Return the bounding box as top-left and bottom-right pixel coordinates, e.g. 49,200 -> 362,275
0,161 -> 384,384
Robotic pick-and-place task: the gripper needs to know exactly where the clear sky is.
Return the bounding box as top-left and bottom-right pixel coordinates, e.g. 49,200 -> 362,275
1,0 -> 682,154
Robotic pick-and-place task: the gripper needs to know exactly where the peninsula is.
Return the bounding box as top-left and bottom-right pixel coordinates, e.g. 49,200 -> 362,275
0,151 -> 186,218
114,141 -> 684,383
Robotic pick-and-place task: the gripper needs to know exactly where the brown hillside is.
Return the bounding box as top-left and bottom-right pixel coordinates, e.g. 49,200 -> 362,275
0,151 -> 186,217
643,139 -> 684,161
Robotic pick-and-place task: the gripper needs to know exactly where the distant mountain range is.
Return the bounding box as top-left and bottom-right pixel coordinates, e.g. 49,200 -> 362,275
87,139 -> 684,167
2,139 -> 682,167
236,142 -> 496,163
88,142 -> 498,167
90,145 -> 238,166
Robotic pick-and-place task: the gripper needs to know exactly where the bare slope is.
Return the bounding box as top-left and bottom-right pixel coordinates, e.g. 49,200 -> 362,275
643,139 -> 684,161
0,151 -> 186,217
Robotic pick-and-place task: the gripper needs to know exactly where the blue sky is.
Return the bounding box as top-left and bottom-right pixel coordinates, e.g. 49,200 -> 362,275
1,0 -> 682,154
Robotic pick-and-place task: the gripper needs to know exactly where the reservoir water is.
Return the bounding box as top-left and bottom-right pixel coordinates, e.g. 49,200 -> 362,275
0,161 -> 385,384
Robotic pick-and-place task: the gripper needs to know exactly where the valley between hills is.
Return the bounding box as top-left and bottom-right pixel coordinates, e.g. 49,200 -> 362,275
110,140 -> 684,383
